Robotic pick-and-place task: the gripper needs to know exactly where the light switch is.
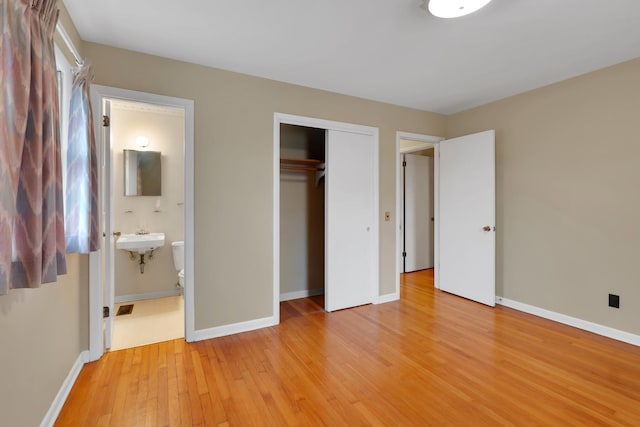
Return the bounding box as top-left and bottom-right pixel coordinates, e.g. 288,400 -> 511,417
385,211 -> 391,222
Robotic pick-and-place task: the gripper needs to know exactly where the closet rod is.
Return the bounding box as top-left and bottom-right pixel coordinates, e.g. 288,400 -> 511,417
281,165 -> 324,172
280,157 -> 323,165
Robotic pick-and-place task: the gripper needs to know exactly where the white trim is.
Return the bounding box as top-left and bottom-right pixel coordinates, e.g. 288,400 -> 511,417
276,113 -> 377,135
103,100 -> 114,350
376,292 -> 400,304
395,132 -> 444,297
192,316 -> 279,342
372,130 -> 380,305
183,96 -> 196,343
280,288 -> 324,302
114,289 -> 183,304
273,118 -> 281,329
275,113 -> 380,320
433,144 -> 441,290
88,252 -> 102,361
496,297 -> 640,347
40,351 -> 89,427
55,22 -> 82,65
89,85 -> 196,358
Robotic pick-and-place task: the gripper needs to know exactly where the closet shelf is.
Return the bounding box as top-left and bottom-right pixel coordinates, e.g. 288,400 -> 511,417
280,157 -> 325,172
280,157 -> 325,186
281,165 -> 322,172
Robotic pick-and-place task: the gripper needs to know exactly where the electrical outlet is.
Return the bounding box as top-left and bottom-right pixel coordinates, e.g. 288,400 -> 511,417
608,294 -> 620,309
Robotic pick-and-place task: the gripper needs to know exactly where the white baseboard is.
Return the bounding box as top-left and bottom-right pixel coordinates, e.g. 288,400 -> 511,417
496,297 -> 640,347
40,350 -> 89,427
115,288 -> 182,303
191,315 -> 278,342
376,292 -> 400,304
280,288 -> 324,302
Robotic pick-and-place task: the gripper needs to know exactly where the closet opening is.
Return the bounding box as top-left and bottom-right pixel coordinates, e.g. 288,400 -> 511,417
274,112 -> 379,319
279,124 -> 326,309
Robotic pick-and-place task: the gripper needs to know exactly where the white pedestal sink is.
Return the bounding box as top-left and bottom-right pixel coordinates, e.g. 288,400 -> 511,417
116,232 -> 165,254
116,232 -> 165,274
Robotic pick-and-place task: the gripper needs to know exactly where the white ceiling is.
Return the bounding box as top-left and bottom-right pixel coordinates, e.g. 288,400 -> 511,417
62,0 -> 640,114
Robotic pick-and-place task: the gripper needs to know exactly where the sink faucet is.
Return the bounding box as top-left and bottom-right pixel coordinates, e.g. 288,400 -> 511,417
136,227 -> 149,235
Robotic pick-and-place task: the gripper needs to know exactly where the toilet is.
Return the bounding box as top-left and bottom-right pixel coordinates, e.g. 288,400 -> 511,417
171,241 -> 185,288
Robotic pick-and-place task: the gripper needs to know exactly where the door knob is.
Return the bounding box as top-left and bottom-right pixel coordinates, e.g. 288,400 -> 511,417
482,226 -> 491,232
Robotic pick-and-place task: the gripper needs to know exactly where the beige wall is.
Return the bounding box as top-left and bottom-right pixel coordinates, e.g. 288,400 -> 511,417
111,102 -> 185,298
83,42 -> 446,330
446,57 -> 640,335
280,125 -> 325,297
0,254 -> 89,426
400,138 -> 430,150
411,148 -> 435,157
0,6 -> 90,426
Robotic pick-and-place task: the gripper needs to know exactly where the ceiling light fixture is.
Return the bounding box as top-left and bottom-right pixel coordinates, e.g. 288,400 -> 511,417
426,0 -> 493,18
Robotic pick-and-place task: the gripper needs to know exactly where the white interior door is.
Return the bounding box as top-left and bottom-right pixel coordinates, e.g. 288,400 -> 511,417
404,154 -> 434,272
325,129 -> 375,312
102,100 -> 115,349
439,130 -> 495,306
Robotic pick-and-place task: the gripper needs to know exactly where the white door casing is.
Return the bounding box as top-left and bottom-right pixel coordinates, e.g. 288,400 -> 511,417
325,129 -> 376,311
394,132 -> 443,298
89,85 -> 195,361
404,154 -> 434,272
439,130 -> 496,306
273,114 -> 379,321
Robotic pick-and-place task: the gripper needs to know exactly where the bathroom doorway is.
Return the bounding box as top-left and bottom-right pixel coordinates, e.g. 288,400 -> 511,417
108,99 -> 185,350
89,86 -> 194,359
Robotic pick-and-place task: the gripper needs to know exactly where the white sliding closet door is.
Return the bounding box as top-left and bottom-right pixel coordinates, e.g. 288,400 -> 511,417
325,130 -> 376,312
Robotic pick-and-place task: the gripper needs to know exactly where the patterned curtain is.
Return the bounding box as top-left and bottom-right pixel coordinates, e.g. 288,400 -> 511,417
65,63 -> 99,253
0,0 -> 66,294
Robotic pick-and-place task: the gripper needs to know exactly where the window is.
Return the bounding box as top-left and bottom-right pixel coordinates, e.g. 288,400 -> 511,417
55,44 -> 73,200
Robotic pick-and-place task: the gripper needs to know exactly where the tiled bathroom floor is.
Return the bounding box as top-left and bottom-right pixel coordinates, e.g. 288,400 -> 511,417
111,295 -> 184,351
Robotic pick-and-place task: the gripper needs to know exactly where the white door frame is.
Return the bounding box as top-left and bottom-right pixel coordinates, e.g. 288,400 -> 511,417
88,85 -> 195,361
395,132 -> 444,299
273,113 -> 379,322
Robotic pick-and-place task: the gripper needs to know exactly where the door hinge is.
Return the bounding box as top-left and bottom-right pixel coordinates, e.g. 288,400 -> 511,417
103,306 -> 110,318
102,115 -> 110,127
402,251 -> 407,257
402,161 -> 407,167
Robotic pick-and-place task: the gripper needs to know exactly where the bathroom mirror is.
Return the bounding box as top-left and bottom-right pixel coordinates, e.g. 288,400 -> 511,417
123,149 -> 162,196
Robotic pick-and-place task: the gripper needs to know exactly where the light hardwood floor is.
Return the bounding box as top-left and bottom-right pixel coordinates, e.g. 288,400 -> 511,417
56,270 -> 640,426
